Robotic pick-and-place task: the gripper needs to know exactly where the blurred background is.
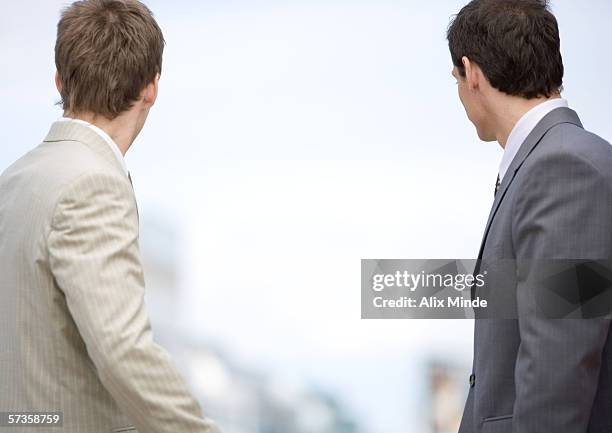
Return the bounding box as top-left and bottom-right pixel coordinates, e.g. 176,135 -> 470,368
1,1 -> 611,432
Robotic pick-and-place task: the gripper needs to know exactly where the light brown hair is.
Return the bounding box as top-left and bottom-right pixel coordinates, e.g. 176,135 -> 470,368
55,0 -> 165,119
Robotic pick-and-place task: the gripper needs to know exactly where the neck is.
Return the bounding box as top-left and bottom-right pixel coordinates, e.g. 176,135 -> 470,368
64,111 -> 141,156
493,93 -> 561,148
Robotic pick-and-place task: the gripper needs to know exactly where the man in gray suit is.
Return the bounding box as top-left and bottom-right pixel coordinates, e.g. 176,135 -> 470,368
0,1 -> 220,432
448,1 -> 612,432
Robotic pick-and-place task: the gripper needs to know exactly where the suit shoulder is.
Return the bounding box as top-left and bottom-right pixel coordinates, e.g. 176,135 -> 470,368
527,123 -> 612,177
0,139 -> 130,216
546,123 -> 612,160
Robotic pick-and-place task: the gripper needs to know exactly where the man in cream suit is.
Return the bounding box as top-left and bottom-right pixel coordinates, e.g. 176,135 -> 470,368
0,1 -> 220,432
448,1 -> 612,432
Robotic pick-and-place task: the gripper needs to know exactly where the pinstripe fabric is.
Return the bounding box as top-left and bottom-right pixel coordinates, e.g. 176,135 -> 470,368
0,122 -> 221,433
459,109 -> 612,433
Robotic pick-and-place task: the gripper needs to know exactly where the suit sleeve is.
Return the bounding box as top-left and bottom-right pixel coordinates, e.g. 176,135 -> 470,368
47,172 -> 221,433
512,151 -> 612,433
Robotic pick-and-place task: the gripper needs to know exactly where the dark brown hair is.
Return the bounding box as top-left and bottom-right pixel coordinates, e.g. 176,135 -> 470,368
447,0 -> 563,99
55,0 -> 165,119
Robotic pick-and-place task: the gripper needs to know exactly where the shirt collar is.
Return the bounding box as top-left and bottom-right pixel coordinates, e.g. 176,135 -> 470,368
58,117 -> 128,176
499,98 -> 569,181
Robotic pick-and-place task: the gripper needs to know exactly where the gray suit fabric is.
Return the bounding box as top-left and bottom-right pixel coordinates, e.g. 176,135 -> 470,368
459,107 -> 612,433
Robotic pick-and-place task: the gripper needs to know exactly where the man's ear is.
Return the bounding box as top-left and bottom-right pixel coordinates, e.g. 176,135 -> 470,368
142,73 -> 160,109
55,71 -> 62,94
461,56 -> 479,91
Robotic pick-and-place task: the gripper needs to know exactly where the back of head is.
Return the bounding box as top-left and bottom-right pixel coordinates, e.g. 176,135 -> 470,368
447,0 -> 563,99
55,0 -> 165,120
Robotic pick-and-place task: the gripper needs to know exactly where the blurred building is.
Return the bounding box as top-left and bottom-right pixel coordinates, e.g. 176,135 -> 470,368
426,359 -> 466,433
139,211 -> 362,433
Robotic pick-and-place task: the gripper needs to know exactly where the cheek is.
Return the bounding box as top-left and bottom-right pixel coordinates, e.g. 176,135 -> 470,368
458,90 -> 484,130
458,86 -> 471,114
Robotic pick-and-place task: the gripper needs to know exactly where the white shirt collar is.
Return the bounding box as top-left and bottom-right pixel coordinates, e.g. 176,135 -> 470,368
58,117 -> 128,176
499,98 -> 569,181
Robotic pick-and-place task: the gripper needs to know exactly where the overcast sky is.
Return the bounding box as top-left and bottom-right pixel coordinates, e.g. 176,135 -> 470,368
1,1 -> 611,432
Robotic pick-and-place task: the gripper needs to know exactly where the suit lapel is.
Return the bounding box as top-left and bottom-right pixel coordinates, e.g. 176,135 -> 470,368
127,172 -> 140,223
475,107 -> 584,260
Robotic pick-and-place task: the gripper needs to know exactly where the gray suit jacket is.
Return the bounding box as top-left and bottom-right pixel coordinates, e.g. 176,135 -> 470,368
0,122 -> 221,433
459,107 -> 612,433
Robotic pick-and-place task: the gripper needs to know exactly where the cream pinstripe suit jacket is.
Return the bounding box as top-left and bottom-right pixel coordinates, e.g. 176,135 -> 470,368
0,122 -> 221,433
